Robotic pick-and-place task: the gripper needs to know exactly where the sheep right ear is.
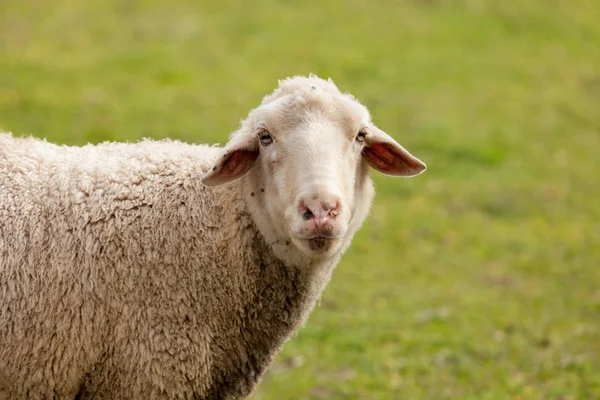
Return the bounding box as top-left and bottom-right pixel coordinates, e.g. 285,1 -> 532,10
202,132 -> 259,187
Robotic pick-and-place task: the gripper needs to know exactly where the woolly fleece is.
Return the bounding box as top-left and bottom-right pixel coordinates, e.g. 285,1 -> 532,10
0,134 -> 326,399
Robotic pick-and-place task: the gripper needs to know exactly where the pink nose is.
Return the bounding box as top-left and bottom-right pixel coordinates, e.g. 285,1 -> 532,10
297,192 -> 342,226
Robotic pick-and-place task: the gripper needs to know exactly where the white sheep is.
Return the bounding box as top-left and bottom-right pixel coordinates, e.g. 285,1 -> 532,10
0,75 -> 426,399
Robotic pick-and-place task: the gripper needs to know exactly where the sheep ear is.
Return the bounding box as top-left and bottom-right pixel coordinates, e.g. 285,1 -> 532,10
362,125 -> 426,177
202,132 -> 259,186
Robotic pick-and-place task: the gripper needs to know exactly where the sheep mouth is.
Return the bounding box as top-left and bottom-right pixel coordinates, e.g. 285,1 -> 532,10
307,236 -> 335,252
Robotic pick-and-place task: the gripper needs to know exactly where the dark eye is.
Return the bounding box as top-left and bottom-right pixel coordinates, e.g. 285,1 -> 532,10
258,130 -> 273,146
356,130 -> 367,143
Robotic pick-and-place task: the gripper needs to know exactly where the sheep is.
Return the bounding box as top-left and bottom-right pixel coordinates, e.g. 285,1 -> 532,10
0,74 -> 426,399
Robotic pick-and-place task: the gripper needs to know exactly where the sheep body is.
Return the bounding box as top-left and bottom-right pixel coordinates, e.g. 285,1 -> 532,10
0,75 -> 426,399
0,134 -> 322,399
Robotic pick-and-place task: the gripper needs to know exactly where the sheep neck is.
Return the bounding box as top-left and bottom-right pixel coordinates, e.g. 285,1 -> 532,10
203,177 -> 340,398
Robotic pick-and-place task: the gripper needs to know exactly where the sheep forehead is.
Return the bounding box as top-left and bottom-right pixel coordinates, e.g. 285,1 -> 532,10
256,77 -> 370,138
260,74 -> 342,105
286,97 -> 366,139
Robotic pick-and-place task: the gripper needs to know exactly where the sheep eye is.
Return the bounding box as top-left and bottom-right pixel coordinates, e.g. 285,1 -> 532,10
258,131 -> 273,146
356,130 -> 367,143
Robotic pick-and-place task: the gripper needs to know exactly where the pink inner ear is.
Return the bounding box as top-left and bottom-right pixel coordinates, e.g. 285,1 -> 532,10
363,143 -> 424,176
222,150 -> 257,177
363,143 -> 396,173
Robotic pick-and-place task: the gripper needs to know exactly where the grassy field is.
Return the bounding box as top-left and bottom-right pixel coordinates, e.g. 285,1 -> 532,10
1,0 -> 599,398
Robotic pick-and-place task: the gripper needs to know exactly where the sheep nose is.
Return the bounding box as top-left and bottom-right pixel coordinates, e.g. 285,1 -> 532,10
298,193 -> 342,226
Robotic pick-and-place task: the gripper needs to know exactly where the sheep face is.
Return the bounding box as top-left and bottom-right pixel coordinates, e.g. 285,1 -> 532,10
203,76 -> 426,259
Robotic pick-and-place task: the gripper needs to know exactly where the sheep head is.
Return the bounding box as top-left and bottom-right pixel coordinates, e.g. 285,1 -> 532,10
203,75 -> 426,260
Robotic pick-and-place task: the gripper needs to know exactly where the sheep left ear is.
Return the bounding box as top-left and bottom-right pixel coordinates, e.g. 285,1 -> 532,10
362,125 -> 426,177
202,131 -> 259,186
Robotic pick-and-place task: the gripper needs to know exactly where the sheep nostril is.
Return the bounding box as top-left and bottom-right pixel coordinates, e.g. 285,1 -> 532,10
302,209 -> 314,221
322,201 -> 340,218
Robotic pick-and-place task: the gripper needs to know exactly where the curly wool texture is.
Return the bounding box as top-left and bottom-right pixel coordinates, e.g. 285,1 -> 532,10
0,133 -> 330,399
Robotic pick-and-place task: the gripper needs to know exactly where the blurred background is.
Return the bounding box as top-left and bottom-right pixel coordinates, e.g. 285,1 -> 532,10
1,0 -> 599,398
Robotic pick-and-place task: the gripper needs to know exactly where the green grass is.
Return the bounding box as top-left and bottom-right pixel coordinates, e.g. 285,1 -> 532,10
1,0 -> 599,398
